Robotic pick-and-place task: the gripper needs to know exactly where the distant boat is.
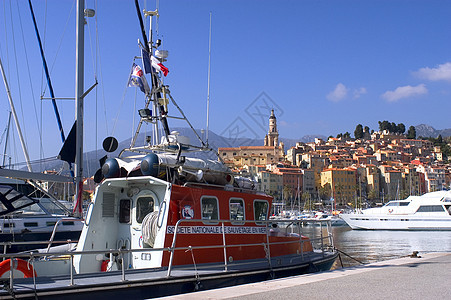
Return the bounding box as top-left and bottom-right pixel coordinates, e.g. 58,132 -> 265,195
0,181 -> 83,253
340,190 -> 451,230
304,211 -> 347,227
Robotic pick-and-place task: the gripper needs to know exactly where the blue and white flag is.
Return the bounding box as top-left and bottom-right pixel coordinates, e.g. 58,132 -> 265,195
128,63 -> 150,94
141,48 -> 152,74
141,48 -> 169,76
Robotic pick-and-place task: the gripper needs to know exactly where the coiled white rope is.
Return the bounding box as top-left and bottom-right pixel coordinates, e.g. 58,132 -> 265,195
142,211 -> 159,247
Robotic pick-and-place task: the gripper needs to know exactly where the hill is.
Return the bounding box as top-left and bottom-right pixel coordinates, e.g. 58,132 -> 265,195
415,124 -> 451,138
28,124 -> 449,177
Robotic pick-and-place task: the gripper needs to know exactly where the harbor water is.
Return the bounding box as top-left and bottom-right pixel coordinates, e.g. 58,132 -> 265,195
299,225 -> 451,267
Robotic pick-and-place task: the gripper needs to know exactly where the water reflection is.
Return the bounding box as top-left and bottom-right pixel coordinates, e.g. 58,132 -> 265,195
299,225 -> 451,267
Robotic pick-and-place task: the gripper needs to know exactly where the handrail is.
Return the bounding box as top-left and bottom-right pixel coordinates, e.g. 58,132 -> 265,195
0,218 -> 334,292
166,218 -> 333,277
46,218 -> 84,253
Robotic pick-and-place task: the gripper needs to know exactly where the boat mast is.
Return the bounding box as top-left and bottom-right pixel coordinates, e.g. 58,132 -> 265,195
0,56 -> 33,172
2,111 -> 12,167
145,9 -> 160,145
206,12 -> 212,146
75,0 -> 85,216
27,0 -> 66,144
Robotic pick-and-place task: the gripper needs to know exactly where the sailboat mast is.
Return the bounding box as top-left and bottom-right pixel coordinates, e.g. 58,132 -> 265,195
2,111 -> 12,167
75,0 -> 85,216
0,56 -> 33,172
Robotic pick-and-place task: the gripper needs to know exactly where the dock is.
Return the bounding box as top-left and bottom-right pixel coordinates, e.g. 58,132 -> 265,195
156,252 -> 451,299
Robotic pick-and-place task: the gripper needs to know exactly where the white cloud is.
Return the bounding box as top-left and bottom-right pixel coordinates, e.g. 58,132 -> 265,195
327,83 -> 349,102
381,84 -> 427,102
414,62 -> 451,82
353,87 -> 367,99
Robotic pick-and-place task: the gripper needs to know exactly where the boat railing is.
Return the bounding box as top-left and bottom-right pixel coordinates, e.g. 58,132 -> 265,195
0,218 -> 334,291
166,218 -> 334,276
0,217 -> 83,256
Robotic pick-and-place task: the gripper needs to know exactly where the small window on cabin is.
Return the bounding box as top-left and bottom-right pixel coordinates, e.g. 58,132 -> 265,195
254,200 -> 269,224
201,197 -> 219,222
119,199 -> 131,224
24,222 -> 38,227
229,198 -> 245,223
136,196 -> 154,223
3,223 -> 14,228
46,221 -> 56,227
416,205 -> 445,213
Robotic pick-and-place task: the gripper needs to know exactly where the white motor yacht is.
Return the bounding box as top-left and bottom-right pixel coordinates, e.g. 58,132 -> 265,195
340,190 -> 451,230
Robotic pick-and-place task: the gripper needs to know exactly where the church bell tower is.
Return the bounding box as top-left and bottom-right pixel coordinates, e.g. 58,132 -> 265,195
264,109 -> 279,147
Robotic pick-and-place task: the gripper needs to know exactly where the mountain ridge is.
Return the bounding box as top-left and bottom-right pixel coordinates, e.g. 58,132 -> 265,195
28,124 -> 450,177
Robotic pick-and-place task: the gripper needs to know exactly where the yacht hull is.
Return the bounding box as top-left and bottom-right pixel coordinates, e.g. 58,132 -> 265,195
340,214 -> 451,230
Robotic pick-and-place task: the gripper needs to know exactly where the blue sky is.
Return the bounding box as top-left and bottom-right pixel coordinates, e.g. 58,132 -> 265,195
1,0 -> 451,166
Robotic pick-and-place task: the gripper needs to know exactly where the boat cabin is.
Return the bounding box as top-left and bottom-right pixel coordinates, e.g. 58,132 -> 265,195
74,175 -> 311,273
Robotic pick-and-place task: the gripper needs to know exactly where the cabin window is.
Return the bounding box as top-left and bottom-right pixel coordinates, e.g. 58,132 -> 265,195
416,205 -> 445,213
136,196 -> 154,223
229,198 -> 245,224
119,199 -> 131,224
3,223 -> 14,228
62,221 -> 75,226
201,196 -> 219,222
24,222 -> 38,227
254,200 -> 269,224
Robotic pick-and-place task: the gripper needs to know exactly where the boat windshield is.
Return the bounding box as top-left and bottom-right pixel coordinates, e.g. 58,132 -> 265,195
21,198 -> 70,215
384,201 -> 410,207
0,185 -> 38,216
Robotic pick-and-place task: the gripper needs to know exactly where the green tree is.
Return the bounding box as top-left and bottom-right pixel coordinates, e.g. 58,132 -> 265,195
379,120 -> 390,132
367,188 -> 377,201
319,185 -> 331,200
397,123 -> 406,134
437,134 -> 443,144
390,122 -> 396,133
354,124 -> 364,139
407,126 -> 416,139
302,192 -> 312,211
441,143 -> 451,161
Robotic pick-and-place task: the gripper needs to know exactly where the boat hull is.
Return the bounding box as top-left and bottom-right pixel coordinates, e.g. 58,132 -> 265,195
0,252 -> 338,299
0,230 -> 81,253
340,214 -> 451,230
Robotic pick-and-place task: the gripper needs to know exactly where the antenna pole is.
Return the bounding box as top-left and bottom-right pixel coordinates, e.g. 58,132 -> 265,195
206,12 -> 212,145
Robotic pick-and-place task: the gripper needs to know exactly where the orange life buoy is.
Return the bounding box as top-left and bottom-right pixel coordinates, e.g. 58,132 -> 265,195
0,259 -> 36,278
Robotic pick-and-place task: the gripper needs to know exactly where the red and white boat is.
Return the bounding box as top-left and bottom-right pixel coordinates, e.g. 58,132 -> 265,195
0,2 -> 337,299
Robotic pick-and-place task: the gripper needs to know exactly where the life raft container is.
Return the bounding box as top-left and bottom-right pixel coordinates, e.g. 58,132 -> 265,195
0,258 -> 36,278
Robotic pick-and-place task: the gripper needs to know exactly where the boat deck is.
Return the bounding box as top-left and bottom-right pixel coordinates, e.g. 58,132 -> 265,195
0,251 -> 336,299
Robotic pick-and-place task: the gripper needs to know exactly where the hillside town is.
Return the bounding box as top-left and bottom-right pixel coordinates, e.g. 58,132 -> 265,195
218,110 -> 451,209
